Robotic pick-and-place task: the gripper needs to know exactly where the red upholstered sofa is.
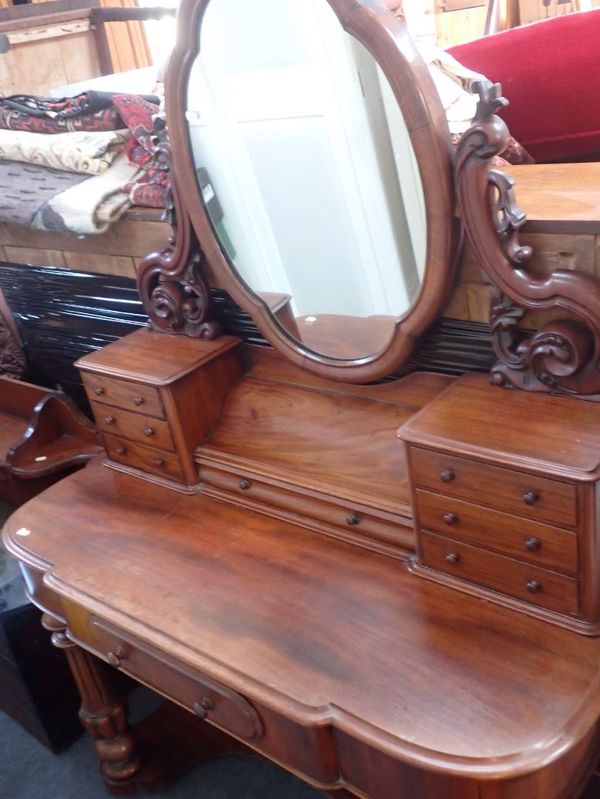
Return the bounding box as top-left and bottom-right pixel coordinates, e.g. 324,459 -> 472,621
448,10 -> 600,162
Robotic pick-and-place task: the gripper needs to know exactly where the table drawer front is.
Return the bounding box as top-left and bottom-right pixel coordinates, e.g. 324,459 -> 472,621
411,448 -> 577,527
82,374 -> 165,419
416,490 -> 578,575
92,402 -> 175,452
105,435 -> 184,482
421,532 -> 578,615
199,462 -> 408,551
87,617 -> 263,741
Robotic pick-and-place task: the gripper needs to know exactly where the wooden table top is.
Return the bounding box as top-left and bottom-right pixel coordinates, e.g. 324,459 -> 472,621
506,163 -> 600,234
6,459 -> 600,779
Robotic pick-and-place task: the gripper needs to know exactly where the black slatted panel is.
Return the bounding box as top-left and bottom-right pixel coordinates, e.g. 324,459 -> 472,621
0,263 -> 493,412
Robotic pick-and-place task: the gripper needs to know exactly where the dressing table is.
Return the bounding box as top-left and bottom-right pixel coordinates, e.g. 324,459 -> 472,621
6,2 -> 600,798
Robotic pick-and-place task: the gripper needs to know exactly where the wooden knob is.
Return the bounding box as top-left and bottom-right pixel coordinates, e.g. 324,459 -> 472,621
440,469 -> 455,483
239,479 -> 251,490
107,645 -> 127,668
104,416 -> 116,425
527,579 -> 542,594
144,427 -> 155,437
133,396 -> 145,406
93,386 -> 105,396
442,512 -> 458,525
525,537 -> 541,552
116,446 -> 127,456
445,553 -> 460,565
523,490 -> 539,506
154,458 -> 166,469
193,696 -> 215,720
346,512 -> 361,526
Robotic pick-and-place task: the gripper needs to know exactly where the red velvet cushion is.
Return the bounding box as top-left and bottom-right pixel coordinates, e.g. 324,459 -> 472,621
448,11 -> 600,162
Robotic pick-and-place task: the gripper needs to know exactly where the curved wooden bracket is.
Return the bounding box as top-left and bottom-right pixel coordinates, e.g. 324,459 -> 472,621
456,81 -> 600,399
7,391 -> 102,478
136,115 -> 221,341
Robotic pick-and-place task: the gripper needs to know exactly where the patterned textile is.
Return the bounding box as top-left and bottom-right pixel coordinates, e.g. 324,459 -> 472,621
0,161 -> 86,228
113,94 -> 169,208
0,153 -> 140,235
35,152 -> 140,234
0,106 -> 124,134
0,129 -> 128,175
0,91 -> 160,135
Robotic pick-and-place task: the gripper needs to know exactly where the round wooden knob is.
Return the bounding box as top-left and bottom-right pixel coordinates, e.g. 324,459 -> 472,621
525,537 -> 541,552
346,512 -> 361,526
116,446 -> 127,456
527,579 -> 542,594
523,490 -> 539,506
193,696 -> 215,720
107,645 -> 127,668
154,458 -> 166,469
239,479 -> 252,490
144,427 -> 155,437
440,469 -> 455,483
442,512 -> 458,525
445,553 -> 460,565
133,396 -> 145,406
93,386 -> 105,396
104,416 -> 116,425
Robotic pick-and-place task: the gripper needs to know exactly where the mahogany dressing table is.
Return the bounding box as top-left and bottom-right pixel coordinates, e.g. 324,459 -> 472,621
6,3 -> 600,798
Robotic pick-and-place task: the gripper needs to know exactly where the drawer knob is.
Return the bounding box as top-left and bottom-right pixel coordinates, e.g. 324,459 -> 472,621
442,512 -> 458,526
523,490 -> 539,506
93,386 -> 105,396
440,469 -> 455,483
193,696 -> 215,720
133,396 -> 145,406
144,427 -> 155,438
239,479 -> 252,490
154,458 -> 166,469
525,537 -> 541,552
346,512 -> 361,526
104,416 -> 116,425
527,579 -> 542,594
115,446 -> 127,456
445,552 -> 460,565
107,645 -> 128,668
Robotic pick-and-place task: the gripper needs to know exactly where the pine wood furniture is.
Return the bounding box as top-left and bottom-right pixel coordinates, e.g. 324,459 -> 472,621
7,3 -> 600,798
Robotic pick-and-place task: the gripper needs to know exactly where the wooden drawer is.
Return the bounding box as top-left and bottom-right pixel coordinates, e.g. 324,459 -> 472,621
421,532 -> 579,615
83,616 -> 263,742
105,434 -> 184,482
82,373 -> 165,419
199,462 -> 408,551
415,490 -> 578,575
410,448 -> 577,528
92,402 -> 175,451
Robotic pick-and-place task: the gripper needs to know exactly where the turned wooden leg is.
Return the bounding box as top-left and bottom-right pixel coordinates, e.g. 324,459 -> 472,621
42,614 -> 142,796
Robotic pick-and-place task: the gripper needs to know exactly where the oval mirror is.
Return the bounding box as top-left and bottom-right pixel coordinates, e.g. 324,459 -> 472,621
167,0 -> 455,381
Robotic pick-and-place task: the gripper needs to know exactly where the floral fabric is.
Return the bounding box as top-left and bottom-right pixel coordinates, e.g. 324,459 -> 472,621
0,129 -> 128,175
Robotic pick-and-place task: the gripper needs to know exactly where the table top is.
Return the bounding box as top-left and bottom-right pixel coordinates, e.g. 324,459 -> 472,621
506,163 -> 600,234
5,459 -> 600,780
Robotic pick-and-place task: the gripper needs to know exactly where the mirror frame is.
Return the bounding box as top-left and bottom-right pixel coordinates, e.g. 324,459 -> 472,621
165,0 -> 457,382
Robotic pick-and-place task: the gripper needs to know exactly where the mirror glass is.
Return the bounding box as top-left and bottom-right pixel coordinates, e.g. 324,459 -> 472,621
186,0 -> 426,360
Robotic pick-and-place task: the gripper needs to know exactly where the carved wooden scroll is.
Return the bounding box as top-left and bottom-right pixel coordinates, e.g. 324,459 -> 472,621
137,116 -> 221,340
456,81 -> 600,399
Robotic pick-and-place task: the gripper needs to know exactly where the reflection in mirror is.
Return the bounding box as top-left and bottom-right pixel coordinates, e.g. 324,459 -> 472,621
186,0 -> 426,360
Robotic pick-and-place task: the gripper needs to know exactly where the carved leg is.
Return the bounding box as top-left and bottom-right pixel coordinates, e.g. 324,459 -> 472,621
42,614 -> 142,796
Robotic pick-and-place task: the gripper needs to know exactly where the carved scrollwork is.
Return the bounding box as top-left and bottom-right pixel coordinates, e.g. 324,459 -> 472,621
456,81 -> 600,399
137,115 -> 221,340
0,289 -> 25,379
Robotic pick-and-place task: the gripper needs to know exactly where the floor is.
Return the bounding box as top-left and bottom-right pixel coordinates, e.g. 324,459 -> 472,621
0,703 -> 323,799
